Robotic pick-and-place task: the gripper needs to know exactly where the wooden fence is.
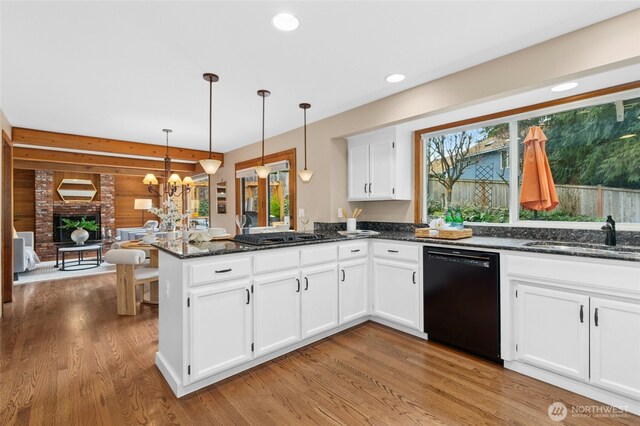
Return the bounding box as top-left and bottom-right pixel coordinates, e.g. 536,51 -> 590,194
428,180 -> 640,222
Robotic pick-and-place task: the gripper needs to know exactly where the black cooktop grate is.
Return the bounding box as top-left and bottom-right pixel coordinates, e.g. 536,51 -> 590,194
234,232 -> 324,245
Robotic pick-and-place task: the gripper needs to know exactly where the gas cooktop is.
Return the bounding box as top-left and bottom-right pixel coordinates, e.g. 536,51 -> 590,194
234,232 -> 325,246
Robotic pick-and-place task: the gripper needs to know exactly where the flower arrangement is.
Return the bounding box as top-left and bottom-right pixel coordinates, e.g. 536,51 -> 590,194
148,199 -> 186,231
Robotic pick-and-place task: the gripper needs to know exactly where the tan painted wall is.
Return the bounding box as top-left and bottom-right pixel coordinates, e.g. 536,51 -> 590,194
212,9 -> 640,233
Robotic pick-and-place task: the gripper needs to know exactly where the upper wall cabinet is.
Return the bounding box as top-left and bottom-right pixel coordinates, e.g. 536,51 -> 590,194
347,127 -> 412,201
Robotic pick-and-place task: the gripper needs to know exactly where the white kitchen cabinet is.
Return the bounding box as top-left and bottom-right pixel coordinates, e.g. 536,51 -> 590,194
372,258 -> 419,329
590,297 -> 640,399
348,143 -> 370,200
188,280 -> 253,383
515,284 -> 589,382
339,259 -> 368,324
301,264 -> 339,339
254,272 -> 301,357
347,127 -> 411,201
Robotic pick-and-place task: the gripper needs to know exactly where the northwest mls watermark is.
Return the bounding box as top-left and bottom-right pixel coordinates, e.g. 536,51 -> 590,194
547,402 -> 629,421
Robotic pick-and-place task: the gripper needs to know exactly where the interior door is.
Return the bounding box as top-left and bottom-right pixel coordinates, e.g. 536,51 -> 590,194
348,143 -> 370,200
301,264 -> 339,339
590,297 -> 640,399
368,138 -> 394,199
254,272 -> 301,357
515,284 -> 589,382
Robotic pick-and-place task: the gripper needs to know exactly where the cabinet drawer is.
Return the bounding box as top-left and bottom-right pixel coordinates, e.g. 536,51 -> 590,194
339,242 -> 368,260
373,242 -> 419,263
254,249 -> 299,274
189,257 -> 251,286
301,244 -> 337,266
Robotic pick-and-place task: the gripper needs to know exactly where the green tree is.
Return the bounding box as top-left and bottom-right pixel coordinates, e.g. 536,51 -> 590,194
522,99 -> 640,189
269,194 -> 280,218
198,198 -> 209,217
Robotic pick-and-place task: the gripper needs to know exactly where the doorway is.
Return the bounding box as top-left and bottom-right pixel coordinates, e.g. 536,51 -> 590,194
2,130 -> 13,304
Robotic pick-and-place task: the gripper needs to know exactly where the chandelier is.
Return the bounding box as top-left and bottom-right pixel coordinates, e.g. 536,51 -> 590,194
143,129 -> 194,197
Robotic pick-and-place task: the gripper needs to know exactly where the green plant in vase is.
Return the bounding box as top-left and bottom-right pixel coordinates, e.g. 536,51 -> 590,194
61,216 -> 99,245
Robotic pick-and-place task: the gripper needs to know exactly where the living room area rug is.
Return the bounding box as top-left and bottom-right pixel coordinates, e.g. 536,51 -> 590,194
14,260 -> 116,285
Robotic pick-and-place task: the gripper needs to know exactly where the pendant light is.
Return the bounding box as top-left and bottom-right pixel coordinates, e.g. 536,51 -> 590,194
255,89 -> 272,179
199,73 -> 222,174
298,103 -> 314,182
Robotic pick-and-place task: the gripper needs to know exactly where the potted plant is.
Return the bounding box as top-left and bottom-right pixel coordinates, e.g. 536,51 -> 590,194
61,216 -> 99,245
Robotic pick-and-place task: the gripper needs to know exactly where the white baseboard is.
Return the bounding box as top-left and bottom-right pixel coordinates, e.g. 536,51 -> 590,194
506,361 -> 640,416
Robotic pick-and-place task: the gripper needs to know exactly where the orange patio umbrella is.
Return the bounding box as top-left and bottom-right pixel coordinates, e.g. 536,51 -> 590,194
520,126 -> 559,212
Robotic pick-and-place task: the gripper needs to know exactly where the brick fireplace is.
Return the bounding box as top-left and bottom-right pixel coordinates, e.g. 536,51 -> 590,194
35,170 -> 116,259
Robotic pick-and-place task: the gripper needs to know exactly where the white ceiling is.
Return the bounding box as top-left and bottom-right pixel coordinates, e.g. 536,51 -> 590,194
1,1 -> 639,153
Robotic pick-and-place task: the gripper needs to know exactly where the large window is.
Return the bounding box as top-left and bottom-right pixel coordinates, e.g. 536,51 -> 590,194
235,149 -> 297,230
421,89 -> 640,225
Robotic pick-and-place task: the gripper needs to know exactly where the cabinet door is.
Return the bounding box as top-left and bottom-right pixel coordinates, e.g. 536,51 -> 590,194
189,280 -> 252,383
372,259 -> 419,329
590,297 -> 640,399
348,143 -> 370,201
515,284 -> 589,382
301,264 -> 339,339
254,272 -> 301,357
368,138 -> 395,199
339,259 -> 368,324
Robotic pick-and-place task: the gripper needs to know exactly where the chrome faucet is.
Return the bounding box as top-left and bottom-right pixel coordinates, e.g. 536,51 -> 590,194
601,215 -> 616,246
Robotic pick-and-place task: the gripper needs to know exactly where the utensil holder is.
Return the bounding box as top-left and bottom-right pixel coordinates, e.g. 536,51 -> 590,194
346,218 -> 357,232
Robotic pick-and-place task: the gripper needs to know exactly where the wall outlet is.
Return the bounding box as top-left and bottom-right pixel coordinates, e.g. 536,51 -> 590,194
337,208 -> 343,218
298,208 -> 305,217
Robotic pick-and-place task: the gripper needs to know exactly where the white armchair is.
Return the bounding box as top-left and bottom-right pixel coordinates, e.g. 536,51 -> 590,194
14,231 -> 40,280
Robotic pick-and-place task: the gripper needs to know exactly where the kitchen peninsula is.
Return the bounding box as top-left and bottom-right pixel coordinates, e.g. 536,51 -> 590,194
153,227 -> 640,415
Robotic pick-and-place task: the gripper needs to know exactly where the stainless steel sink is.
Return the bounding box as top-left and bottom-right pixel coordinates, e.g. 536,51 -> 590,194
524,241 -> 640,258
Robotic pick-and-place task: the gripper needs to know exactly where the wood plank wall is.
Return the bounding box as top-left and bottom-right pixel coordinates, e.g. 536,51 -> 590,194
114,176 -> 161,229
13,169 -> 35,233
13,171 -> 160,232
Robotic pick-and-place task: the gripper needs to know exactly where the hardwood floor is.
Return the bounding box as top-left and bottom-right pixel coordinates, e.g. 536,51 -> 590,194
1,274 -> 638,425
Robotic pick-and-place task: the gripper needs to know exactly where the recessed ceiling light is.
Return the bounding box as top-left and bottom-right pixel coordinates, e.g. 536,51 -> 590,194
386,74 -> 405,83
551,82 -> 578,92
272,13 -> 299,32
619,134 -> 637,139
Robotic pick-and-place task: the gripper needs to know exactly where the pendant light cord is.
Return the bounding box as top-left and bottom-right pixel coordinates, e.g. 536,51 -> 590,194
208,78 -> 213,159
303,107 -> 307,169
261,93 -> 265,166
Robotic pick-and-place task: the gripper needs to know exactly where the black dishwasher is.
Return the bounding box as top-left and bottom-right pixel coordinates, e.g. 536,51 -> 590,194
423,246 -> 501,364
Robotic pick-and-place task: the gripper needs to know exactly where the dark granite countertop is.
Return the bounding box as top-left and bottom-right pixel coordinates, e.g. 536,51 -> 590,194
153,230 -> 640,263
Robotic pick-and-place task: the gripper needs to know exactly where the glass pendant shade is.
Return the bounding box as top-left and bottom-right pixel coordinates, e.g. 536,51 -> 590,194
255,165 -> 272,179
143,173 -> 159,185
199,158 -> 222,174
298,168 -> 314,182
168,173 -> 182,184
